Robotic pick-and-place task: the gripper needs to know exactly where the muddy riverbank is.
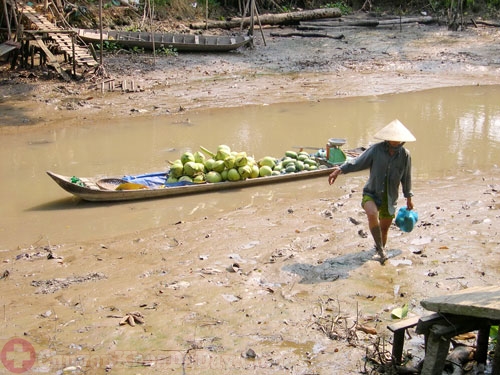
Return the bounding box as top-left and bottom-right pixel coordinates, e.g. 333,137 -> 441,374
1,18 -> 500,374
2,19 -> 500,128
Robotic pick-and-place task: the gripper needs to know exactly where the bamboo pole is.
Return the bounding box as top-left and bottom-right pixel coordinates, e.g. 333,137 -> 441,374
99,0 -> 103,65
253,0 -> 265,46
2,0 -> 11,39
205,0 -> 208,30
249,0 -> 254,36
149,0 -> 155,65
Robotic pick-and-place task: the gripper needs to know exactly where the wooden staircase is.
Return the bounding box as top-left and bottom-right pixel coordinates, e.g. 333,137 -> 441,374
18,3 -> 97,79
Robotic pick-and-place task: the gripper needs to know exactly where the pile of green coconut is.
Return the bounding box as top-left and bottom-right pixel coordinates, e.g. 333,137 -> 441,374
166,145 -> 324,184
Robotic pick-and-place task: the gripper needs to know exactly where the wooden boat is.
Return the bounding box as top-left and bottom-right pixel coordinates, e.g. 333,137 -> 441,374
77,29 -> 253,52
47,166 -> 329,202
47,147 -> 364,202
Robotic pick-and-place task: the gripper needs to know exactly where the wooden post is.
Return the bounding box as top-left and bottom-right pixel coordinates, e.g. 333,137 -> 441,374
420,324 -> 451,375
149,0 -> 155,66
2,0 -> 11,40
99,0 -> 103,66
30,45 -> 34,68
240,0 -> 249,31
475,327 -> 490,366
253,0 -> 266,46
205,0 -> 208,30
249,0 -> 254,36
391,330 -> 405,364
72,33 -> 76,77
493,339 -> 500,375
387,316 -> 421,365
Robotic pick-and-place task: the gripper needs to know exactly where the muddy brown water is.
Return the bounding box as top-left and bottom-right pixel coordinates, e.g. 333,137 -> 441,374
1,84 -> 500,250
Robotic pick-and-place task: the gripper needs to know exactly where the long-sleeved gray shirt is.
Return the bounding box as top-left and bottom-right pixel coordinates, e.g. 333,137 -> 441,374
339,141 -> 412,215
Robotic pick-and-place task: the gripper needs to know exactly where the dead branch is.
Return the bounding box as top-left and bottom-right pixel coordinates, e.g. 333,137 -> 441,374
299,15 -> 435,30
270,31 -> 345,39
473,19 -> 500,27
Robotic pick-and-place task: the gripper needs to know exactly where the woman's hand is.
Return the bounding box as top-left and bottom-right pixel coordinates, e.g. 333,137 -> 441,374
328,167 -> 342,185
406,197 -> 414,210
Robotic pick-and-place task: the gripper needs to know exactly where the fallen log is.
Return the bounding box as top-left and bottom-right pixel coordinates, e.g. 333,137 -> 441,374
269,31 -> 345,39
299,15 -> 435,29
190,8 -> 342,30
300,19 -> 379,28
378,16 -> 435,25
297,24 -> 358,31
473,19 -> 500,27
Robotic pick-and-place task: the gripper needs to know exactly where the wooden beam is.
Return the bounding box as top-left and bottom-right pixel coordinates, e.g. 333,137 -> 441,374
33,34 -> 70,81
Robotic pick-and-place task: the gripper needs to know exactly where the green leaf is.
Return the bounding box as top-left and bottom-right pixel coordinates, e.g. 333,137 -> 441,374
490,325 -> 498,343
391,303 -> 409,319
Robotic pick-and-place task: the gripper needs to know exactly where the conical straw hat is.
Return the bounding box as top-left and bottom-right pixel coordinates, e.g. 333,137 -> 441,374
373,119 -> 416,142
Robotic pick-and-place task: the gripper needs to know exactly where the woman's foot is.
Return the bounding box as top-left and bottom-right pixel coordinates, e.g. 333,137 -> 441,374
375,246 -> 388,265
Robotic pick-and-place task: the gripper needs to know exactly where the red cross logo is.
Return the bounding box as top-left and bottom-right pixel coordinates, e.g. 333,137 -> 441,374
1,338 -> 36,373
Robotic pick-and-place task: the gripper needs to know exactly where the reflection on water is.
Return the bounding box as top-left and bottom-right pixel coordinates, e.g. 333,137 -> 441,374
1,85 -> 499,248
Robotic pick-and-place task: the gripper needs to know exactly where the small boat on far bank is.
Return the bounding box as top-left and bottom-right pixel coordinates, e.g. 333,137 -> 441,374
77,29 -> 253,52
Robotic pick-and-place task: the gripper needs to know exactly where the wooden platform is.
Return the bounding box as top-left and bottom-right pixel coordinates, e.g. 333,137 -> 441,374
0,41 -> 20,57
19,3 -> 97,68
418,286 -> 500,375
421,285 -> 500,320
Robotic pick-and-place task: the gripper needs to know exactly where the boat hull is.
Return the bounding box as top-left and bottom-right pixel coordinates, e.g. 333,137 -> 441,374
47,166 -> 335,202
77,29 -> 253,52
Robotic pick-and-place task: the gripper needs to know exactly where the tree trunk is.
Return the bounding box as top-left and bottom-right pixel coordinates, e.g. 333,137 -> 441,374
190,8 -> 341,30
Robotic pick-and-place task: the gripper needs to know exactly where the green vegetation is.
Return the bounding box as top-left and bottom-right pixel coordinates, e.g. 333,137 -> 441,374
491,325 -> 498,343
94,41 -> 145,54
322,1 -> 352,14
97,40 -> 120,52
157,45 -> 178,56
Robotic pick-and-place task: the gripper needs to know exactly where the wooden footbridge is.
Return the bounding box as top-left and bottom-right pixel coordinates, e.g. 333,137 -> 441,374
2,2 -> 98,80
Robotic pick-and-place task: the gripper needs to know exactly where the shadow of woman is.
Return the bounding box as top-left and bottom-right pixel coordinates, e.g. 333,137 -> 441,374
282,248 -> 402,284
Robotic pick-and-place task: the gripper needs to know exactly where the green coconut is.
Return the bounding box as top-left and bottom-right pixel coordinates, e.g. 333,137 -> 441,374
224,155 -> 236,169
259,165 -> 273,177
206,171 -> 222,183
235,152 -> 248,167
193,174 -> 205,184
166,175 -> 178,183
178,176 -> 193,183
227,168 -> 240,181
195,162 -> 206,173
194,151 -> 206,164
250,164 -> 260,178
169,161 -> 184,178
238,165 -> 252,179
213,160 -> 226,173
259,156 -> 276,169
216,145 -> 231,161
183,161 -> 197,177
181,152 -> 195,165
204,158 -> 215,171
247,155 -> 256,166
